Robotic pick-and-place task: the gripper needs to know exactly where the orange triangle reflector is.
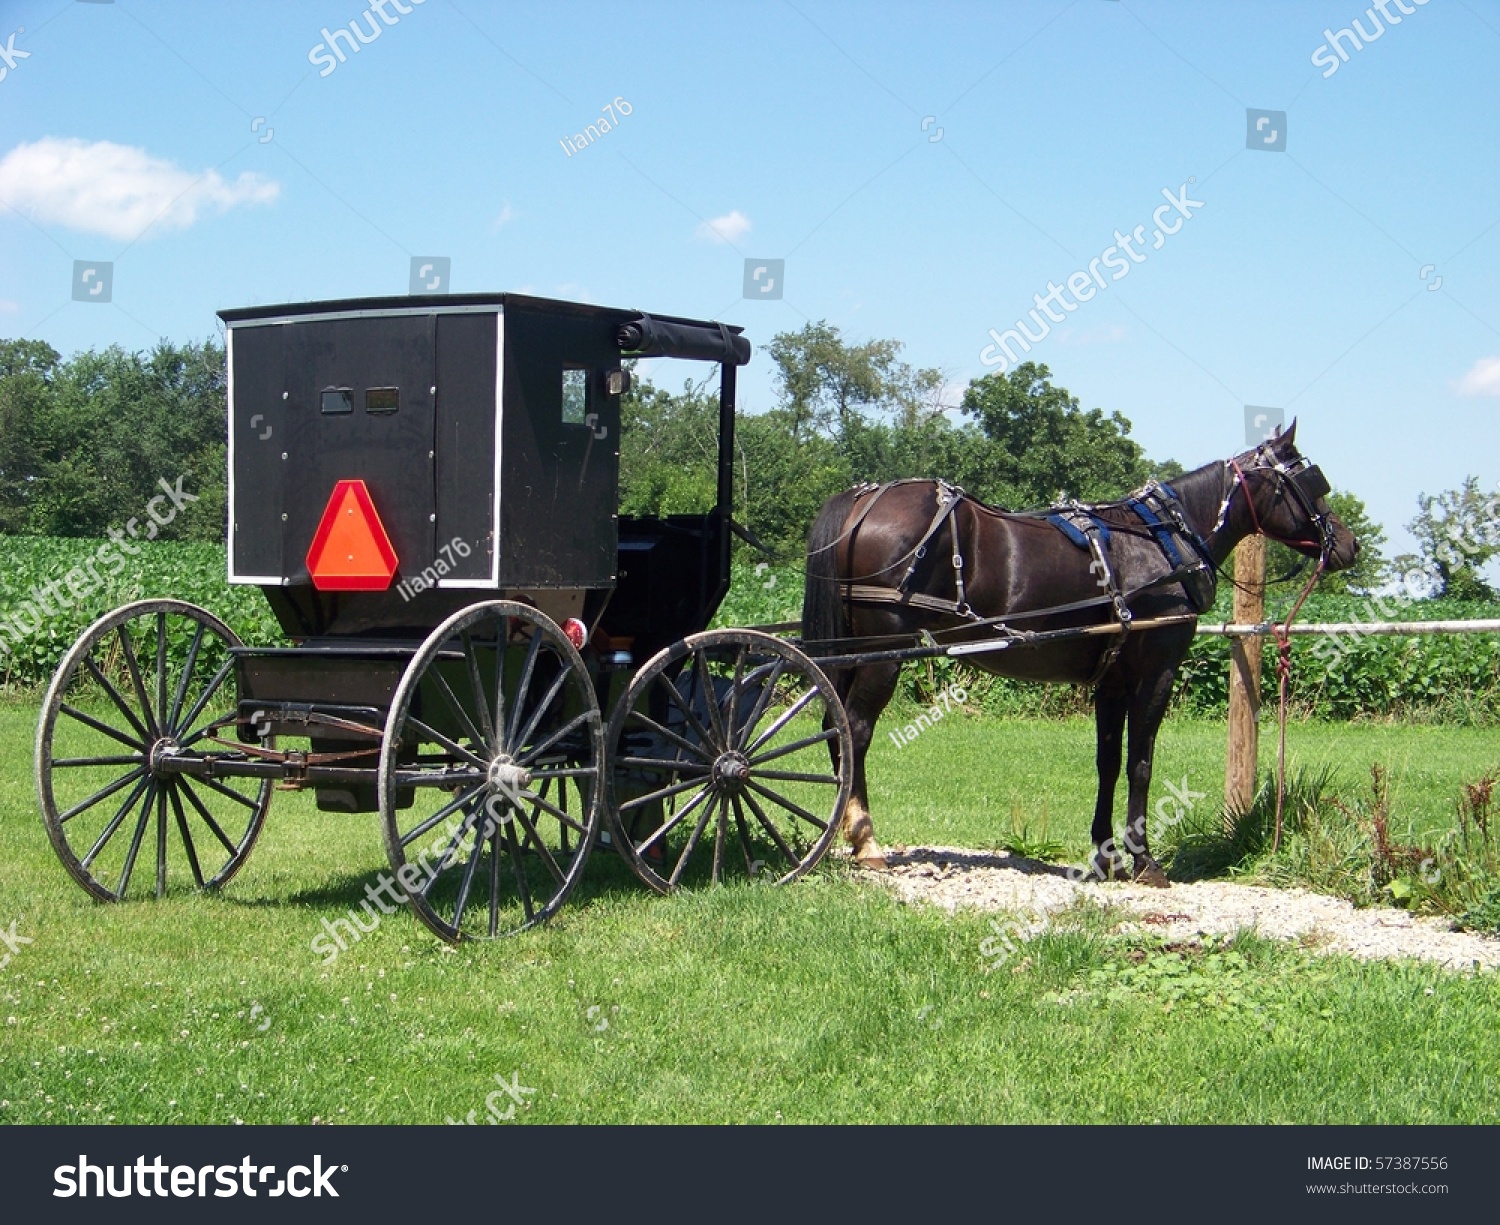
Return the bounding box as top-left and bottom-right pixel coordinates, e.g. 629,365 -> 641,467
306,479 -> 400,591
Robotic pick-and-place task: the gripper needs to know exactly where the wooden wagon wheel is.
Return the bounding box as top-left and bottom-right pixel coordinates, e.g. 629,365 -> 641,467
604,629 -> 852,893
35,599 -> 272,902
379,601 -> 605,943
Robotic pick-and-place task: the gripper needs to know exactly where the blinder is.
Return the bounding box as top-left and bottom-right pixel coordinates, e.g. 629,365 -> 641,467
1292,464 -> 1330,503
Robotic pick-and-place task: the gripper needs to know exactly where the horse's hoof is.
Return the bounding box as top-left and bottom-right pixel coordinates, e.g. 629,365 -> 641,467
1088,852 -> 1131,882
1132,861 -> 1170,889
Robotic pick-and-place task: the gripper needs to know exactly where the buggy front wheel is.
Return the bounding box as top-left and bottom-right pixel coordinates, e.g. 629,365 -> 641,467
604,629 -> 852,893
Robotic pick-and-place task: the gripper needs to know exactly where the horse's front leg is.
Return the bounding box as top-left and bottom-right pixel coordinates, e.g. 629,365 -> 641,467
1121,674 -> 1176,888
832,661 -> 901,870
1090,687 -> 1130,880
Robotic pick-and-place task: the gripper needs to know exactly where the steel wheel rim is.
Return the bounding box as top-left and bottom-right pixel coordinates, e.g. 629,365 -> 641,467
35,599 -> 272,903
379,601 -> 604,942
605,629 -> 852,893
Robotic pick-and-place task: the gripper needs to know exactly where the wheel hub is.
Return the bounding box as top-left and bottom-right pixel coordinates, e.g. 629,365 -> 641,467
713,751 -> 750,793
487,755 -> 532,798
147,738 -> 181,777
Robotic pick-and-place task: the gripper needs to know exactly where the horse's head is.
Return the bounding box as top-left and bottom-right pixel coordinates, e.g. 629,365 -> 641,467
1228,421 -> 1359,571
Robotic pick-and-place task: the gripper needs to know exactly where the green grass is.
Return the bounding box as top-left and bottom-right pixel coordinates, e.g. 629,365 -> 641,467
4,700 -> 1500,1124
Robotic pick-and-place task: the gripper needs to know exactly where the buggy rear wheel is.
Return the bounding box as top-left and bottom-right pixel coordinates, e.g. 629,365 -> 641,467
35,600 -> 272,902
604,629 -> 852,893
379,601 -> 605,943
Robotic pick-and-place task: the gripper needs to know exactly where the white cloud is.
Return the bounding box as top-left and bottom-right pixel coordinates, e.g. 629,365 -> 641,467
695,209 -> 751,244
0,137 -> 279,241
491,201 -> 516,231
0,299 -> 18,315
1456,356 -> 1500,398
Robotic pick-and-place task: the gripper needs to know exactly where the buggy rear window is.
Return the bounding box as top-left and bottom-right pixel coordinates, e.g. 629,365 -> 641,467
365,387 -> 399,415
320,387 -> 353,415
562,366 -> 589,425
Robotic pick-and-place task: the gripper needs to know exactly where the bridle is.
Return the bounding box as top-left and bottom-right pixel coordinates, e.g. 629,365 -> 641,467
1212,443 -> 1338,561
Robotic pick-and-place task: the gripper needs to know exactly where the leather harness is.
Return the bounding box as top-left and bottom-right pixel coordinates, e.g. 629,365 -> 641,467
836,479 -> 1216,684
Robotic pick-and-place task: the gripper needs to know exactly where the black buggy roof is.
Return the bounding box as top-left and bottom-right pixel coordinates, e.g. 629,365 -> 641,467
218,293 -> 751,366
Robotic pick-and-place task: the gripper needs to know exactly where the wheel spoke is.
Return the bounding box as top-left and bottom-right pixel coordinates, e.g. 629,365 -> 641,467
450,820 -> 487,933
733,659 -> 784,751
193,774 -> 261,810
746,778 -> 829,831
505,629 -> 544,747
154,610 -> 169,737
710,795 -> 728,885
618,772 -> 718,814
178,778 -> 244,857
750,768 -> 842,786
512,785 -> 589,837
741,788 -> 801,868
613,755 -> 711,774
168,784 -> 206,889
399,783 -> 488,849
488,819 -> 502,937
731,794 -> 758,875
508,803 -> 567,887
154,785 -> 169,899
405,716 -> 489,771
655,673 -> 718,753
53,754 -> 144,769
81,658 -> 151,745
430,665 -> 488,757
174,657 -> 235,739
421,805 -> 481,889
622,710 -> 714,764
61,702 -> 145,752
746,685 -> 820,756
391,768 -> 487,790
749,727 -> 840,765
167,622 -> 207,731
117,624 -> 160,740
667,792 -> 719,888
695,650 -> 728,749
57,767 -> 146,824
503,818 -> 535,924
80,774 -> 151,870
116,780 -> 158,897
461,630 -> 497,749
518,708 -> 598,767
511,665 -> 571,757
635,784 -> 713,856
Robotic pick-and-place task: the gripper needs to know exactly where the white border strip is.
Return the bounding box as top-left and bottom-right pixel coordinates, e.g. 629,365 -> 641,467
224,304 -> 500,328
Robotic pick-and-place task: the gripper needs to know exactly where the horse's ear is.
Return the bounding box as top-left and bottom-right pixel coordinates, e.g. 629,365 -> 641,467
1280,417 -> 1298,445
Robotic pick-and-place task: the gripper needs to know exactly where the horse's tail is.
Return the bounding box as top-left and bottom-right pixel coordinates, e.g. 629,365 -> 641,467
802,488 -> 860,646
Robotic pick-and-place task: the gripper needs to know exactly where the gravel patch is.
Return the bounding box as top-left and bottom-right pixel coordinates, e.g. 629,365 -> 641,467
871,845 -> 1500,972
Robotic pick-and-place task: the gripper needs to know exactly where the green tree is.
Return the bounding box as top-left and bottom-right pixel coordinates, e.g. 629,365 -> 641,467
767,321 -> 943,439
1395,477 -> 1500,599
0,338 -> 62,534
958,361 -> 1156,507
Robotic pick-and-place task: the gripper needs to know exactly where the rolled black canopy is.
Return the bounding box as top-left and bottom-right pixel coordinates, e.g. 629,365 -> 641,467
616,314 -> 751,366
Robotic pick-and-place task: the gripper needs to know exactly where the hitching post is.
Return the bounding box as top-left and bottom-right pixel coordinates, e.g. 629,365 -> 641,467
1225,535 -> 1266,816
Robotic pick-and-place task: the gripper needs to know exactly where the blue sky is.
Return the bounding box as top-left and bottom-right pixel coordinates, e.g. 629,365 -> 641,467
1,0 -> 1497,564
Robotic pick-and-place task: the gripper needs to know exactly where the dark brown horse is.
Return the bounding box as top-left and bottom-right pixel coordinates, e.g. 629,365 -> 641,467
801,423 -> 1358,885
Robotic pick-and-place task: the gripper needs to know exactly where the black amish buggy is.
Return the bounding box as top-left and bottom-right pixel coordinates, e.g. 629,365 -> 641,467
33,294 -> 1355,935
35,294 -> 857,941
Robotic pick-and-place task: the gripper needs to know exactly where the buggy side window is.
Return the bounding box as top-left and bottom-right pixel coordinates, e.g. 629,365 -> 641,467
365,387 -> 399,415
561,366 -> 589,425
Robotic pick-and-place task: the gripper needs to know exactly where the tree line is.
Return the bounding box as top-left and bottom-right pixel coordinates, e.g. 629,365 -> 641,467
3,328 -> 1494,599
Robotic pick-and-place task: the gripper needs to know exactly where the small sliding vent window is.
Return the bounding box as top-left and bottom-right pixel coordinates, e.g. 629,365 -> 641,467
365,387 -> 399,415
320,387 -> 353,415
561,366 -> 589,425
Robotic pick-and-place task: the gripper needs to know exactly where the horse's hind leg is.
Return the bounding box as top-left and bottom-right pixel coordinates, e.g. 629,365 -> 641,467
1121,672 -> 1177,888
1090,686 -> 1130,881
829,661 -> 900,870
